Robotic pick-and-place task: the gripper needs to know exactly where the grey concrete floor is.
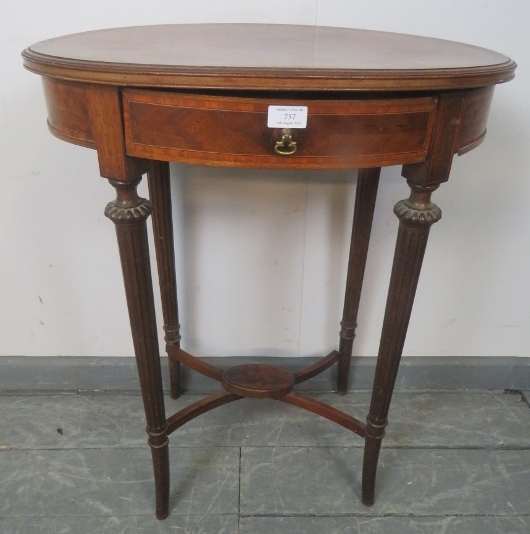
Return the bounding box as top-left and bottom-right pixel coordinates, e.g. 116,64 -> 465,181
0,390 -> 529,533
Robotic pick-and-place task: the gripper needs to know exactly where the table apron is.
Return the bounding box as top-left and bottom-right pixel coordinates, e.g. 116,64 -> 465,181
41,77 -> 494,172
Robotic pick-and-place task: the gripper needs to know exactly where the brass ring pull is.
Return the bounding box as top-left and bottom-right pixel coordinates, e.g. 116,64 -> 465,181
274,128 -> 297,156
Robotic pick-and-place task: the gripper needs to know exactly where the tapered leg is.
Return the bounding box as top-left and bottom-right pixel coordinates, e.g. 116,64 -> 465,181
337,168 -> 381,394
362,180 -> 442,505
105,178 -> 170,520
147,161 -> 182,399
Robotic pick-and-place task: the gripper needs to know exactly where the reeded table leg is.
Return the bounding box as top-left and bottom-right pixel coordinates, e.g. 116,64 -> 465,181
105,178 -> 170,520
362,180 -> 442,505
337,167 -> 380,394
148,161 -> 182,399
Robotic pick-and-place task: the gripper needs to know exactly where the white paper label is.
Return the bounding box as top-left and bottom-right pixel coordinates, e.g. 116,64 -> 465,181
267,105 -> 308,128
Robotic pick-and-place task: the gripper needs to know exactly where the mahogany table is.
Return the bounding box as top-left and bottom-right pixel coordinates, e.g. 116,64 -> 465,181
22,24 -> 515,520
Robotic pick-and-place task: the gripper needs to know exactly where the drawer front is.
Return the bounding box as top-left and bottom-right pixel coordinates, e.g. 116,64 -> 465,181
123,90 -> 437,169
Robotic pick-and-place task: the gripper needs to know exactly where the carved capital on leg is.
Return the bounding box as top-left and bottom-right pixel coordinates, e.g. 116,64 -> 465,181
393,181 -> 441,227
104,178 -> 152,224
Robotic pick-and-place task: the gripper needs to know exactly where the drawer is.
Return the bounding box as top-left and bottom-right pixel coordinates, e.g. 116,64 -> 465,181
123,90 -> 437,169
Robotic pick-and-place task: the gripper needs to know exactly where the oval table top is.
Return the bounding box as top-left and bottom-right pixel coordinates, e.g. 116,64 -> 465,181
23,24 -> 515,91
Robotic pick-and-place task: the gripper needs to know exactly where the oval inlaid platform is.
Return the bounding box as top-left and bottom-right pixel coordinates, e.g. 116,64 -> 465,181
222,364 -> 295,399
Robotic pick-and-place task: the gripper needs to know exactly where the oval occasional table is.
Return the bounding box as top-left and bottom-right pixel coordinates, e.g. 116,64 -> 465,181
22,24 -> 515,520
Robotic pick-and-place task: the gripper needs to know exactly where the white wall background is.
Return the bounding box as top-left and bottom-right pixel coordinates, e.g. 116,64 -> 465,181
1,1 -> 529,358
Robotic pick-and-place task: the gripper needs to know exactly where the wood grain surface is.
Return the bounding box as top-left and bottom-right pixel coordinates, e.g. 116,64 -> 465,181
23,24 -> 515,91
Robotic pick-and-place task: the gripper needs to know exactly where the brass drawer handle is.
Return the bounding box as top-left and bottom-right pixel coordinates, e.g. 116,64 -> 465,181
274,128 -> 297,156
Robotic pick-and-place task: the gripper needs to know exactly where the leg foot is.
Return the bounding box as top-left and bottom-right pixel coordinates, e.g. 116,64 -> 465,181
361,418 -> 386,506
150,432 -> 170,520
